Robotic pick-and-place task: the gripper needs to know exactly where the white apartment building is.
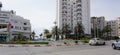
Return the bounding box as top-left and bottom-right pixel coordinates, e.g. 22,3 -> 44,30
91,16 -> 106,30
116,18 -> 120,37
107,20 -> 117,37
57,0 -> 91,35
91,16 -> 106,38
0,2 -> 31,42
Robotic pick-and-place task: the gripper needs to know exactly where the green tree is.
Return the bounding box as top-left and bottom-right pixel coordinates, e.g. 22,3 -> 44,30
44,29 -> 49,34
102,25 -> 112,40
97,29 -> 103,39
62,24 -> 71,39
32,31 -> 35,40
44,29 -> 50,38
46,33 -> 52,38
74,23 -> 84,40
39,33 -> 42,36
52,26 -> 60,40
12,33 -> 28,41
39,33 -> 43,39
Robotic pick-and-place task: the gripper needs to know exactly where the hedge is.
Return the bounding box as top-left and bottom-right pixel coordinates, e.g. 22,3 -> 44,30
0,41 -> 49,44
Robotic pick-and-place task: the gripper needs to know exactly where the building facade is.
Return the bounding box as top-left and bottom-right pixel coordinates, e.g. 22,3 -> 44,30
116,18 -> 120,37
91,16 -> 106,30
107,20 -> 117,37
57,0 -> 91,35
91,16 -> 106,37
0,2 -> 31,42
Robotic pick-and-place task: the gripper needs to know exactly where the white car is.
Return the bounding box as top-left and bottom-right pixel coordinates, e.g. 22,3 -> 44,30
112,39 -> 120,49
89,38 -> 106,45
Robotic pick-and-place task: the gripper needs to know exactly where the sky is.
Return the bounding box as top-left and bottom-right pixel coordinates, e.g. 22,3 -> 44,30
0,0 -> 120,36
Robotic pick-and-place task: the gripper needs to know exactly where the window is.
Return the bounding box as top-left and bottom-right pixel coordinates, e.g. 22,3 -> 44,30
11,26 -> 13,28
15,26 -> 19,30
0,20 -> 5,23
15,21 -> 18,23
23,27 -> 27,30
2,14 -> 7,16
24,23 -> 27,25
24,28 -> 27,30
20,27 -> 21,30
77,4 -> 81,7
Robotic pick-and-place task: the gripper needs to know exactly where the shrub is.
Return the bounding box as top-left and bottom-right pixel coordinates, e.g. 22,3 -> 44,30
12,33 -> 29,42
111,36 -> 119,40
64,42 -> 67,44
46,33 -> 52,38
75,40 -> 78,44
0,41 -> 49,44
81,39 -> 89,43
81,40 -> 89,43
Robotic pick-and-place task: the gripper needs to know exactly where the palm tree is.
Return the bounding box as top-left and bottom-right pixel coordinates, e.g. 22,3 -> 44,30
102,25 -> 112,40
97,29 -> 103,38
74,23 -> 84,40
46,33 -> 52,39
59,28 -> 64,40
39,33 -> 43,39
44,29 -> 49,34
52,26 -> 60,40
32,31 -> 35,40
44,29 -> 50,38
39,33 -> 42,36
62,24 -> 71,39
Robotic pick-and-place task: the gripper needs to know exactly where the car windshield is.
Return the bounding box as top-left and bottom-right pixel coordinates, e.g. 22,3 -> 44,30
117,39 -> 120,41
97,38 -> 100,40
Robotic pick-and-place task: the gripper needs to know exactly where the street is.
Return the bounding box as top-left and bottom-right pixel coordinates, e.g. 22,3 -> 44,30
0,41 -> 120,55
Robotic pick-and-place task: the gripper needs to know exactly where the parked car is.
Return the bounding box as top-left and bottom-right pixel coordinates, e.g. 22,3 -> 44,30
112,39 -> 120,49
89,38 -> 106,45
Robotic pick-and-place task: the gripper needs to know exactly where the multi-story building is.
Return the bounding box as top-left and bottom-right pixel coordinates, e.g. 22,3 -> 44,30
91,16 -> 106,30
116,18 -> 120,37
107,20 -> 118,37
57,0 -> 91,35
91,16 -> 106,37
0,2 -> 31,42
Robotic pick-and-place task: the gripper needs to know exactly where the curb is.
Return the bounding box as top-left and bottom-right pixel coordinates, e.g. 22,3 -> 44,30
0,44 -> 3,47
56,44 -> 62,46
8,44 -> 15,47
22,44 -> 29,47
34,44 -> 41,47
0,44 -> 83,47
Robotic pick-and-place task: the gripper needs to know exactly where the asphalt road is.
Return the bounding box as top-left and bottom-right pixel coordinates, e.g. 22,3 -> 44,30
0,41 -> 120,55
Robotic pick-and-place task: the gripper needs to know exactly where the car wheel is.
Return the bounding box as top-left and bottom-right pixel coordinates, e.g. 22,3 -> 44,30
95,42 -> 98,45
103,42 -> 106,45
89,44 -> 92,46
112,44 -> 116,49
